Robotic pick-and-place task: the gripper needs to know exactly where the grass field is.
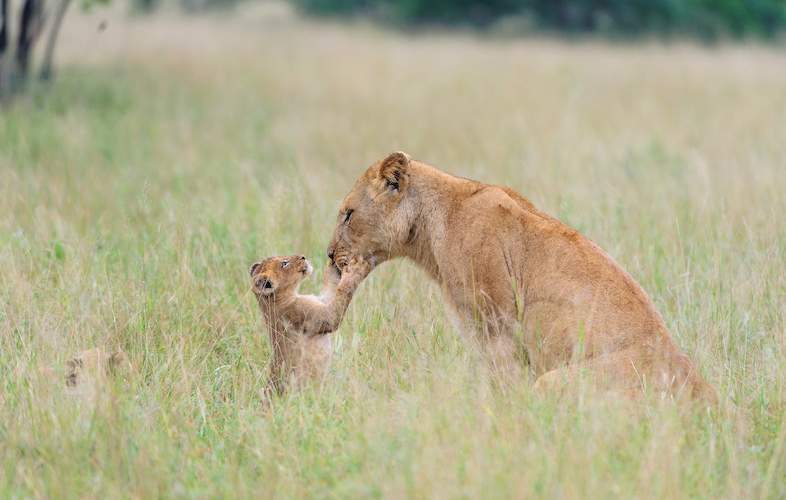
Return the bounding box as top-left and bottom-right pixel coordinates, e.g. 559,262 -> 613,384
1,3 -> 785,498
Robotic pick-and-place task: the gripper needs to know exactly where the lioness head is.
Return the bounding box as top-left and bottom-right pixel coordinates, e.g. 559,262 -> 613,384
327,151 -> 415,271
250,255 -> 313,298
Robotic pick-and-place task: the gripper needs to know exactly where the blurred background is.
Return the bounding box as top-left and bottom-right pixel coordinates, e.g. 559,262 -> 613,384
1,0 -> 785,97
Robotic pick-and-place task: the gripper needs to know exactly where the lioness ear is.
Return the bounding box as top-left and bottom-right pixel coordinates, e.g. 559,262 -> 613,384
379,151 -> 410,193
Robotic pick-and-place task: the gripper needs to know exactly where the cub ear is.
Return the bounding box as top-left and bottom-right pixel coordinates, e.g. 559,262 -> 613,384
249,262 -> 263,277
378,151 -> 410,193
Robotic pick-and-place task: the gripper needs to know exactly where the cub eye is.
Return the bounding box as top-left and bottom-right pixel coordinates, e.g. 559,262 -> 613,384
343,209 -> 354,224
281,260 -> 290,269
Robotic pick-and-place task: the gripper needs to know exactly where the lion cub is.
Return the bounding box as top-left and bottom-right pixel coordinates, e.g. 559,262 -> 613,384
250,254 -> 370,396
65,348 -> 131,388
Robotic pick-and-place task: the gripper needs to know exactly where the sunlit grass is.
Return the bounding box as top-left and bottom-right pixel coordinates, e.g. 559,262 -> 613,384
1,4 -> 784,498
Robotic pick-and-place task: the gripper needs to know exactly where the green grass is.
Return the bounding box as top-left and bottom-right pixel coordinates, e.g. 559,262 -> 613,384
1,6 -> 785,498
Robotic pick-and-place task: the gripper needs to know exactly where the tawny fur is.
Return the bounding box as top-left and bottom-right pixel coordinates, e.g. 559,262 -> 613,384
327,152 -> 717,403
65,348 -> 131,388
250,255 -> 370,396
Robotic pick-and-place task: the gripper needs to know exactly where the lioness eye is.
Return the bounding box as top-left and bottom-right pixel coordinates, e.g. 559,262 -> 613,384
343,209 -> 354,224
281,260 -> 289,269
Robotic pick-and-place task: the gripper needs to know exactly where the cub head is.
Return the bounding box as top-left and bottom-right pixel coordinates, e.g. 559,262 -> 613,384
249,255 -> 312,299
65,348 -> 132,388
327,151 -> 415,271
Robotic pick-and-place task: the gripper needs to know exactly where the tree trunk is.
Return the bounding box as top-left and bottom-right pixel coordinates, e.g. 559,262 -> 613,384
15,0 -> 40,81
0,0 -> 9,99
40,0 -> 70,80
0,0 -> 8,56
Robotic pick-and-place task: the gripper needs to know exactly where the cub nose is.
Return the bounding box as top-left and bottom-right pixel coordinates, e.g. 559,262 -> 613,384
299,255 -> 306,261
327,249 -> 335,261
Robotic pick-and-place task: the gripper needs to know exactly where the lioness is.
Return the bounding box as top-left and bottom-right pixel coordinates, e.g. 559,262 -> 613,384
250,254 -> 370,396
327,152 -> 717,402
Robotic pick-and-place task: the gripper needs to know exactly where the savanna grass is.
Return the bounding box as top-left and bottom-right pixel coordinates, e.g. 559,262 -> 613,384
1,4 -> 784,498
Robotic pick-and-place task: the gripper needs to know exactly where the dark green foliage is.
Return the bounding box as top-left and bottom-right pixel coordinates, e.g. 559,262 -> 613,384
130,0 -> 244,14
292,0 -> 786,39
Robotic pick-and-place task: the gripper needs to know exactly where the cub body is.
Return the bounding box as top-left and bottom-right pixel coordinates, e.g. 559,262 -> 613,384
250,255 -> 368,395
